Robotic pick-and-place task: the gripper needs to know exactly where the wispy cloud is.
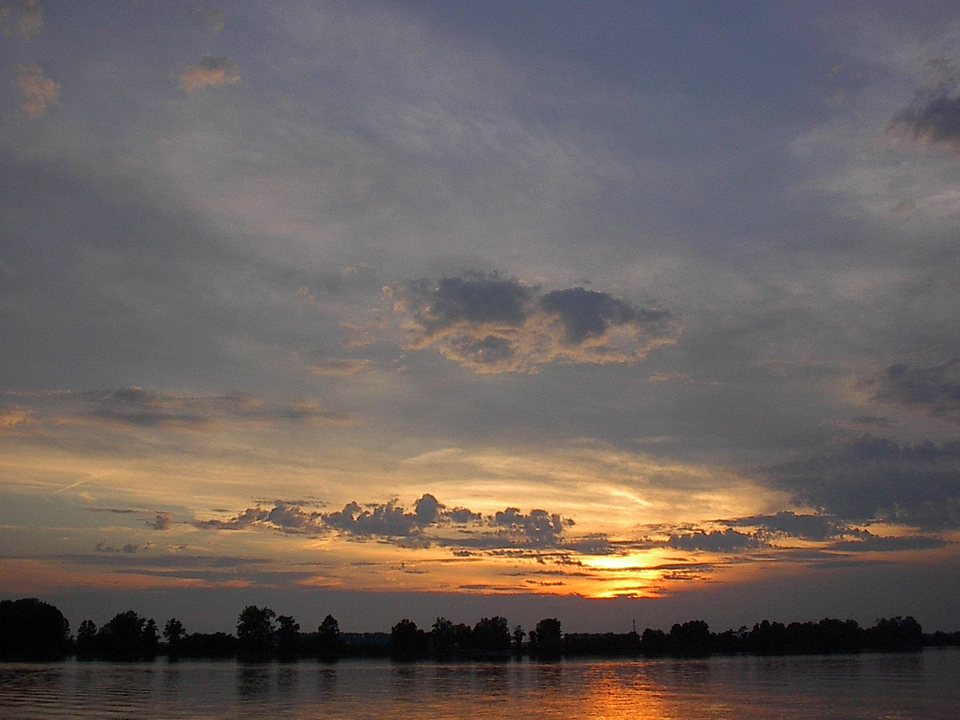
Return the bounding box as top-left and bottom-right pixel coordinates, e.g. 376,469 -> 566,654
180,55 -> 240,92
387,273 -> 677,373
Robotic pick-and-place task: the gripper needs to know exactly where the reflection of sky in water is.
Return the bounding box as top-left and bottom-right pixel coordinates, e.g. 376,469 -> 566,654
1,654 -> 957,719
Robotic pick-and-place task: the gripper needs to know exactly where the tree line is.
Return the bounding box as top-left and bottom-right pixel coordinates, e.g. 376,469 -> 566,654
1,597 -> 958,662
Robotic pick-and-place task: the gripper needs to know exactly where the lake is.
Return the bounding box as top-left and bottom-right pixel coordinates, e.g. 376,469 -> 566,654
1,650 -> 958,719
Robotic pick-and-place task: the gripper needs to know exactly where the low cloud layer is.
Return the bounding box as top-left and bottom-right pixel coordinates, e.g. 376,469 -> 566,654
386,274 -> 677,373
180,55 -> 240,92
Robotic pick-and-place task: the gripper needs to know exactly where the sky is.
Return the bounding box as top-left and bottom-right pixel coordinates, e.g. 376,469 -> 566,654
2,0 -> 960,635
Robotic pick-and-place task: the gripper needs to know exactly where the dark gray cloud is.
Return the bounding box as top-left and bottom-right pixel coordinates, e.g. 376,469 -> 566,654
95,542 -> 147,554
871,358 -> 960,424
387,273 -> 677,373
728,511 -> 853,541
404,274 -> 532,334
324,500 -> 420,537
69,386 -> 351,430
665,528 -> 764,553
828,534 -> 948,553
63,552 -> 264,568
198,494 -> 569,549
766,435 -> 960,529
493,507 -> 572,547
197,502 -> 324,534
540,287 -> 671,345
889,84 -> 960,152
81,387 -> 210,428
146,512 -> 171,531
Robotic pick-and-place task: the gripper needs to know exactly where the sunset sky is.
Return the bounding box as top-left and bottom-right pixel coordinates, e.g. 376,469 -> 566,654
3,0 -> 960,635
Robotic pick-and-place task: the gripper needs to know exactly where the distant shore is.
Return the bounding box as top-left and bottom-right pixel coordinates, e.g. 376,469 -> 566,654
3,597 -> 959,662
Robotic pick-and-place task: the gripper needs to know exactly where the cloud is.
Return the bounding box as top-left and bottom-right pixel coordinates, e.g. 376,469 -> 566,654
493,507 -> 572,547
728,511 -> 853,541
75,386 -> 350,429
871,358 -> 960,424
888,78 -> 960,153
665,528 -> 764,553
766,435 -> 960,529
197,494 -> 575,550
147,512 -> 172,531
15,64 -> 59,118
95,542 -> 150,554
81,387 -> 211,429
386,273 -> 677,373
196,502 -> 324,534
308,359 -> 372,376
180,55 -> 240,92
828,534 -> 948,553
0,0 -> 42,39
836,415 -> 892,432
0,405 -> 29,430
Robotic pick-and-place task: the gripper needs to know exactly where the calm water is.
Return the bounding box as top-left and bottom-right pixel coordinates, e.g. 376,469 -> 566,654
1,650 -> 958,719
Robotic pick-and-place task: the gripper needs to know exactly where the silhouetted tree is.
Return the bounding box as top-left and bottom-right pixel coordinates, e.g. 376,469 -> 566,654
390,618 -> 427,659
668,620 -> 712,657
163,618 -> 186,654
237,605 -> 276,658
76,619 -> 98,658
98,610 -> 158,659
512,625 -> 525,655
864,616 -> 923,651
178,631 -> 238,657
472,616 -> 511,656
276,614 -> 301,658
317,614 -> 342,659
749,620 -> 787,655
641,627 -> 667,656
563,632 -> 640,656
429,617 -> 458,657
0,598 -> 70,659
530,618 -> 562,658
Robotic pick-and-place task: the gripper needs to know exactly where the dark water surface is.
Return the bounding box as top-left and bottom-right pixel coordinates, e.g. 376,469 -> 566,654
1,650 -> 958,719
